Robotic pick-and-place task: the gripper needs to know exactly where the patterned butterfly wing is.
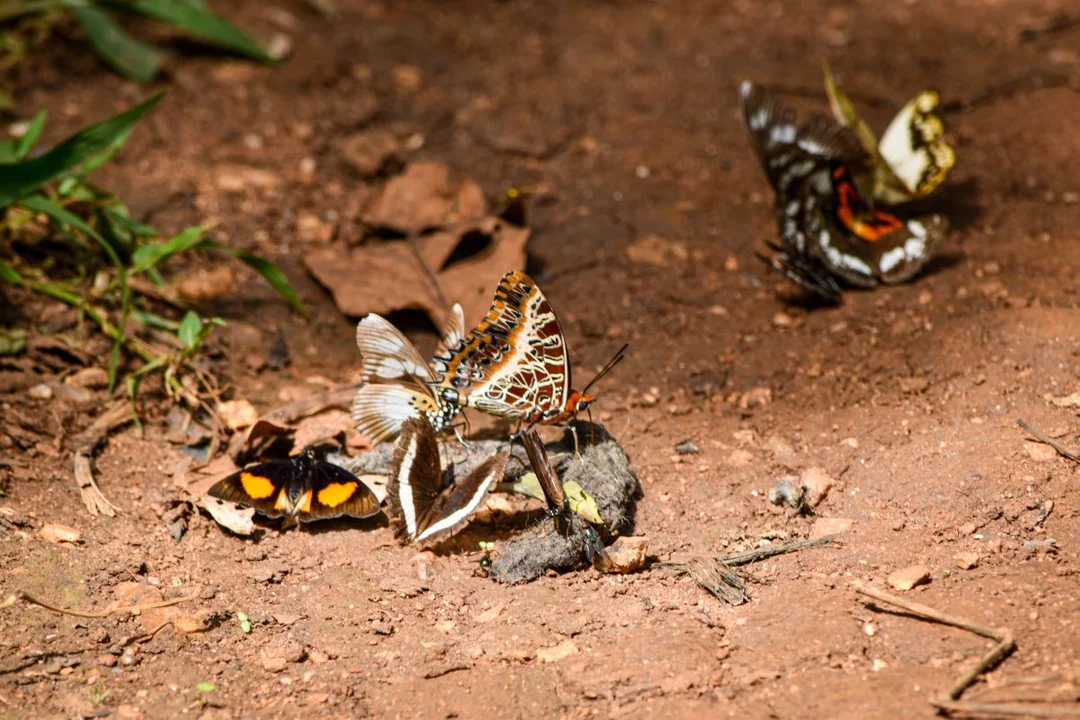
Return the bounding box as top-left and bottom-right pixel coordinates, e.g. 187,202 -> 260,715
439,271 -> 571,423
355,313 -> 437,382
878,91 -> 955,203
817,164 -> 948,287
307,462 -> 381,521
207,459 -> 300,519
824,63 -> 955,205
351,382 -> 457,445
389,417 -> 507,547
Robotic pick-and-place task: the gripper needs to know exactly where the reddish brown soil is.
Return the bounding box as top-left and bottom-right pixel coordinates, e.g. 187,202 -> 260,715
3,1 -> 1080,718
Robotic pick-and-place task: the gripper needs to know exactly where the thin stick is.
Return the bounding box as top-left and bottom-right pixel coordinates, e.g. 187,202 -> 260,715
851,582 -> 1017,704
1018,419 -> 1080,463
657,536 -> 838,572
3,589 -> 200,619
932,699 -> 1080,718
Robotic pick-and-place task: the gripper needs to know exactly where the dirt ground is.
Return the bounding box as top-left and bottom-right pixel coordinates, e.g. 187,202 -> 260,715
3,0 -> 1080,717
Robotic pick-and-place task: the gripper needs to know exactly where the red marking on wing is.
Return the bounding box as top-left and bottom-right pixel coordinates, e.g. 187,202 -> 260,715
832,165 -> 903,242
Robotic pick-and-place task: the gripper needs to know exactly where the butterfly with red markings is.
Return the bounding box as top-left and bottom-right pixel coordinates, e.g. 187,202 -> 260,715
740,81 -> 948,300
433,271 -> 626,432
351,304 -> 466,444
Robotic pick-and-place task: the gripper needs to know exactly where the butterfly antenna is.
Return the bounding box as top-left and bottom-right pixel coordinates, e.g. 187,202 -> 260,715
582,343 -> 629,395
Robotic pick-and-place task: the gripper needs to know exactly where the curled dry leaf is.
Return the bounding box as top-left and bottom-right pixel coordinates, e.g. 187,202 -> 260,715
305,216 -> 529,329
198,496 -> 256,536
39,523 -> 81,544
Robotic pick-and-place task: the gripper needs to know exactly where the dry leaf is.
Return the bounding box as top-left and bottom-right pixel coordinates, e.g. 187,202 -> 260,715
306,216 -> 528,329
198,496 -> 256,536
363,161 -> 487,234
217,400 -> 259,431
39,523 -> 81,544
293,410 -> 355,450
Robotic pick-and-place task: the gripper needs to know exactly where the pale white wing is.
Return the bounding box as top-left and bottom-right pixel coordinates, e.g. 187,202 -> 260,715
355,314 -> 434,382
438,303 -> 466,354
351,384 -> 439,444
879,92 -> 953,196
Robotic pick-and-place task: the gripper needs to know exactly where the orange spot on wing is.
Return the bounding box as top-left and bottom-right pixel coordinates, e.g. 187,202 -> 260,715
832,166 -> 903,242
316,482 -> 357,509
240,473 -> 276,500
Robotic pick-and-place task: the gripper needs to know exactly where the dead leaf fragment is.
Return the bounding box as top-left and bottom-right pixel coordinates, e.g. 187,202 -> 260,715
364,162 -> 486,234
536,639 -> 579,663
217,400 -> 259,431
305,216 -> 528,330
199,496 -> 255,536
39,523 -> 81,544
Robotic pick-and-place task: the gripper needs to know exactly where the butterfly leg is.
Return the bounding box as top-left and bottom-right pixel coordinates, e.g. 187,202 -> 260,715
567,424 -> 581,459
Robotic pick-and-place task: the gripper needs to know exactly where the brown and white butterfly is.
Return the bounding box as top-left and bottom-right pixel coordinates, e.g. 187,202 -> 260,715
387,416 -> 507,547
822,62 -> 956,206
740,81 -> 948,300
351,304 -> 466,444
434,270 -> 626,431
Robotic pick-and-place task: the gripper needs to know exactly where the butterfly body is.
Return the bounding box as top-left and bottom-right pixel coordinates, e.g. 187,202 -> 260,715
389,417 -> 508,547
207,450 -> 380,524
740,81 -> 947,299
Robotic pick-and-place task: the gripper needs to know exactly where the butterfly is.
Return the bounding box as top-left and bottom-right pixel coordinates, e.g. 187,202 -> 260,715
434,270 -> 626,431
351,304 -> 466,444
519,428 -> 604,562
207,449 -> 380,525
388,416 -> 508,547
823,62 -> 956,205
740,81 -> 948,300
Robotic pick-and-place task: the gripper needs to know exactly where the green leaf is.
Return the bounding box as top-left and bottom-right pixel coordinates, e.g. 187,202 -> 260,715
118,0 -> 275,62
236,611 -> 252,634
195,682 -> 215,693
0,93 -> 164,207
225,249 -> 305,314
0,259 -> 23,284
130,226 -> 205,273
107,340 -> 121,390
14,110 -> 47,161
67,2 -> 165,83
131,231 -> 306,314
177,310 -> 201,350
130,308 -> 179,331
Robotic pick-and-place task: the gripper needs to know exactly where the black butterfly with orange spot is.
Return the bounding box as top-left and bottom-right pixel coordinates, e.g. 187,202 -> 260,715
740,81 -> 948,300
208,448 -> 380,526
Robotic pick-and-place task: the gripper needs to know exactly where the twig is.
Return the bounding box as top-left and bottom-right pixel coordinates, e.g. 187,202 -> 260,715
1018,419 -> 1080,463
851,582 -> 1024,715
70,401 -> 133,517
2,588 -> 200,619
657,536 -> 838,605
719,535 -> 838,566
933,699 -> 1080,718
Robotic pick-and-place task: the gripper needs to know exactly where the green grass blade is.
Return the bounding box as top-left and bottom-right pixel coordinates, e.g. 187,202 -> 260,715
131,231 -> 306,314
69,2 -> 165,83
0,259 -> 23,284
121,0 -> 275,62
224,248 -> 306,314
14,110 -> 47,161
130,226 -> 205,273
0,93 -> 164,207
